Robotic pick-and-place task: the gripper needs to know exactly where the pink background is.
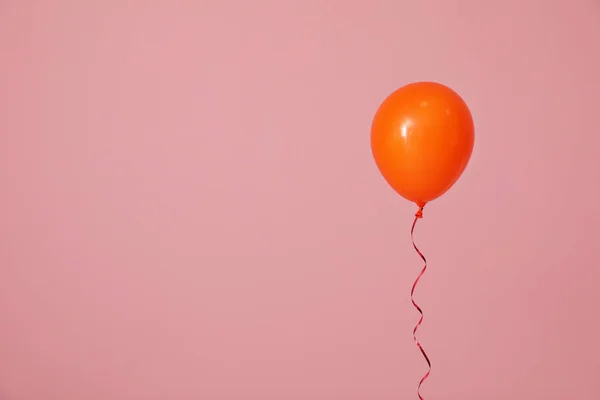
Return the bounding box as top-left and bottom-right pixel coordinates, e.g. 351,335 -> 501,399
1,1 -> 600,399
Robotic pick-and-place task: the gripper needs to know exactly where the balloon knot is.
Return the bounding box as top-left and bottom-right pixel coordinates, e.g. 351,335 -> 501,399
415,207 -> 424,219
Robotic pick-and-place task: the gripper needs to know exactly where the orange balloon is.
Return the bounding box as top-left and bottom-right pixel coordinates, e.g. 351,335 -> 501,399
371,82 -> 474,208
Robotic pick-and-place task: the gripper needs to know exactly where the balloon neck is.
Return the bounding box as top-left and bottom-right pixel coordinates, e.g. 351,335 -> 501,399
415,205 -> 425,219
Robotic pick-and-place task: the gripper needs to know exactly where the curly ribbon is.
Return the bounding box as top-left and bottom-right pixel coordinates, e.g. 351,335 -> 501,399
410,206 -> 430,400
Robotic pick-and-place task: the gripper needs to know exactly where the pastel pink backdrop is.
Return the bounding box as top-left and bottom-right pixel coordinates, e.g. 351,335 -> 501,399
1,1 -> 599,399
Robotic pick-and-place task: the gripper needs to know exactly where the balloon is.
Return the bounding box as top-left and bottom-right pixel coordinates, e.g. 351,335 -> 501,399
371,82 -> 474,208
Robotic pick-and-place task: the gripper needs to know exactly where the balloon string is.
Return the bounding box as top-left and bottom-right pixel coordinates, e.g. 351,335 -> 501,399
411,207 -> 430,400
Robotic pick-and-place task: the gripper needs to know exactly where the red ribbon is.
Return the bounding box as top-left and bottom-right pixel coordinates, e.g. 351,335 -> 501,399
410,207 -> 430,400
